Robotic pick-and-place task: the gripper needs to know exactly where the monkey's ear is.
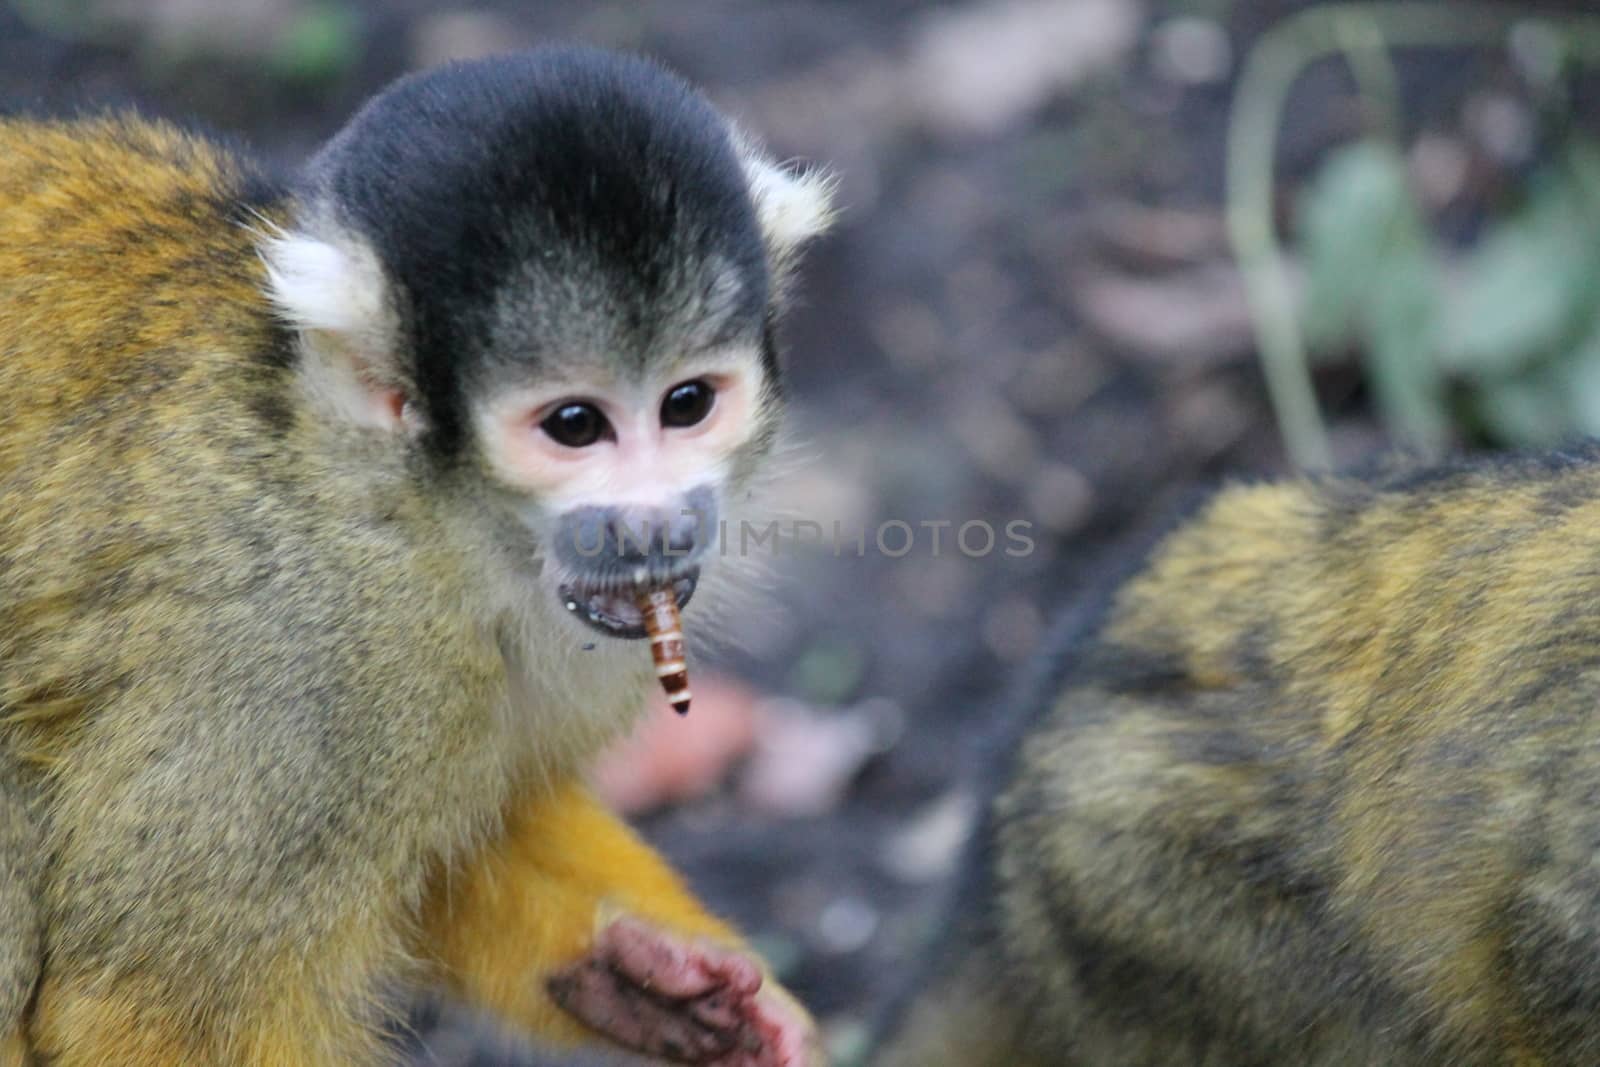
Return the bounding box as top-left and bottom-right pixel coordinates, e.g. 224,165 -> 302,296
735,138 -> 836,283
260,226 -> 416,433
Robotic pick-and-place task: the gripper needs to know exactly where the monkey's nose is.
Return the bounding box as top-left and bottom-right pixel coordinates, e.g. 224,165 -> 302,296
659,507 -> 702,556
555,487 -> 718,575
607,501 -> 707,561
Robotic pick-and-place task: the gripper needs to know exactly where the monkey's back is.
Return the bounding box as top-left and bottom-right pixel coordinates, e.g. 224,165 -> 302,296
0,117 -> 296,758
0,117 -> 286,418
885,452 -> 1600,1066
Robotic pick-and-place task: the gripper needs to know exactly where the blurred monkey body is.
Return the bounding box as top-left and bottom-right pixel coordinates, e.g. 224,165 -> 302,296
880,450 -> 1600,1066
0,48 -> 830,1066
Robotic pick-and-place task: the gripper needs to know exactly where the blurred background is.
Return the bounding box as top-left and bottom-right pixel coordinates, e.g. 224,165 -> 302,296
6,0 -> 1600,1062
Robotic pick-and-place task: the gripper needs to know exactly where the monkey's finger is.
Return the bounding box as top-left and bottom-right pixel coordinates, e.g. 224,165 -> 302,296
684,986 -> 744,1032
547,957 -> 735,1063
716,984 -> 826,1067
595,916 -> 763,1000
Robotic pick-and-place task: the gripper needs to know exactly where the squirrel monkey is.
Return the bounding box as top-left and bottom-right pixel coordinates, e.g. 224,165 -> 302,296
876,452 -> 1600,1066
0,47 -> 833,1066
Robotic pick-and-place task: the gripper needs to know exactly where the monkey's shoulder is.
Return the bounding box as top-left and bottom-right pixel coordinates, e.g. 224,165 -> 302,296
1098,449 -> 1600,686
0,113 -> 278,238
0,115 -> 294,453
0,114 -> 285,355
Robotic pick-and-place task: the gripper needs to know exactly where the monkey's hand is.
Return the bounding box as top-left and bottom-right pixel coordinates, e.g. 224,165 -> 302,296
420,783 -> 825,1063
547,916 -> 821,1067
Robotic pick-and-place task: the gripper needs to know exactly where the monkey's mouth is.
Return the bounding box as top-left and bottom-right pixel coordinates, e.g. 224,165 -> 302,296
558,570 -> 698,639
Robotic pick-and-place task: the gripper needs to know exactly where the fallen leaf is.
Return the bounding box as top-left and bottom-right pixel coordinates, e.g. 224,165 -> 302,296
591,673 -> 760,815
739,700 -> 898,817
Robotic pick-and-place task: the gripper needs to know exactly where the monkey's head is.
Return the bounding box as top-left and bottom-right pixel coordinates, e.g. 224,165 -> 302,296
262,47 -> 832,648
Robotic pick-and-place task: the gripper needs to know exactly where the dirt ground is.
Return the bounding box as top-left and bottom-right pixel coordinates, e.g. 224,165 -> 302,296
3,0 -> 1588,1063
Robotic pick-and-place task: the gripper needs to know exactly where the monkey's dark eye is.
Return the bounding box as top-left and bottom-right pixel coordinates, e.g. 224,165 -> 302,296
541,402 -> 609,448
661,380 -> 715,428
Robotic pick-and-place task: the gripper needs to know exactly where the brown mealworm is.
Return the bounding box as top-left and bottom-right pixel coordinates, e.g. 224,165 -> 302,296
639,587 -> 690,715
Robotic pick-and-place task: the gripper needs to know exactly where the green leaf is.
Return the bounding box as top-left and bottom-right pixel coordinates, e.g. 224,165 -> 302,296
1472,372 -> 1570,448
1440,155 -> 1600,376
1297,140 -> 1422,352
1557,310 -> 1600,438
269,3 -> 361,85
787,636 -> 866,706
1298,139 -> 1447,450
1367,251 -> 1448,452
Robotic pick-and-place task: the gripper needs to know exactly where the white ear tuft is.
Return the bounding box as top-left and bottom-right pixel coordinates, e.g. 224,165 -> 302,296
260,229 -> 391,342
254,222 -> 411,433
736,137 -> 836,268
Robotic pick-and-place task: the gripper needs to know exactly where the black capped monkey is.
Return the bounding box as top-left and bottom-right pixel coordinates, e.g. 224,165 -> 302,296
0,46 -> 831,1066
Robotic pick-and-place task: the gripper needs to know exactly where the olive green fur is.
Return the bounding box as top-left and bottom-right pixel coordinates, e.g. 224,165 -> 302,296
881,449 -> 1600,1066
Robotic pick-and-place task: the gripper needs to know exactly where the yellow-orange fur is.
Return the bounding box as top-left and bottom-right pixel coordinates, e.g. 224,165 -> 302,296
422,782 -> 742,1043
